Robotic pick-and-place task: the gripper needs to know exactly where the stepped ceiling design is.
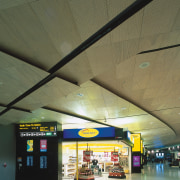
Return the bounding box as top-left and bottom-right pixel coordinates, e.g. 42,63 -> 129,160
0,0 -> 180,149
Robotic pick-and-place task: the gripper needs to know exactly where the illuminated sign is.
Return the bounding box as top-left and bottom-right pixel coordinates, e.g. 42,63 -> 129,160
141,140 -> 143,154
63,127 -> 115,139
131,133 -> 141,152
133,156 -> 140,167
27,140 -> 33,152
17,122 -> 57,137
156,153 -> 164,158
40,140 -> 47,152
78,128 -> 99,138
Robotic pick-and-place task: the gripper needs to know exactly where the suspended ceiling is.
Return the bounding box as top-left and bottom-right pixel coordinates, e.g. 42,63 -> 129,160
0,0 -> 180,149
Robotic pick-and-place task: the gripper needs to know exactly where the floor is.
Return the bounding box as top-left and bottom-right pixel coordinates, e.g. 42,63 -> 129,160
64,163 -> 180,180
97,163 -> 180,180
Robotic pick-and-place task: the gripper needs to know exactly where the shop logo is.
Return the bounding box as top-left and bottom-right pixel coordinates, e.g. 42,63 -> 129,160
78,128 -> 99,138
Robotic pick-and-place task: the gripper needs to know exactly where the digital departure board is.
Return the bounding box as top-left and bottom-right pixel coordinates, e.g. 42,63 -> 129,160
17,122 -> 57,137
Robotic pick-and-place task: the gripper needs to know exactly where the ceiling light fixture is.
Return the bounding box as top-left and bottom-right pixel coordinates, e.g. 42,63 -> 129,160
139,62 -> 150,69
77,93 -> 84,97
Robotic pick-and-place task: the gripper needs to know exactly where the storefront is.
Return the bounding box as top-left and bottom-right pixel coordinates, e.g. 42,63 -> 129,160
60,127 -> 133,179
62,140 -> 131,178
15,123 -> 139,180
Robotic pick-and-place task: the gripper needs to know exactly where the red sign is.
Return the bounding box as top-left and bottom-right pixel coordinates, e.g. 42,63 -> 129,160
83,151 -> 91,162
40,139 -> 47,152
111,151 -> 118,161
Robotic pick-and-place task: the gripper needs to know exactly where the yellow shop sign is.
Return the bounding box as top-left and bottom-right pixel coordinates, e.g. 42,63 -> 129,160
78,128 -> 99,138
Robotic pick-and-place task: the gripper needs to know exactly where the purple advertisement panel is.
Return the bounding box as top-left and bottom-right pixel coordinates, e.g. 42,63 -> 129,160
133,156 -> 140,167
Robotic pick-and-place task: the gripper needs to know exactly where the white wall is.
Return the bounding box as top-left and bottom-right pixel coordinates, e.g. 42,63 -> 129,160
0,125 -> 16,180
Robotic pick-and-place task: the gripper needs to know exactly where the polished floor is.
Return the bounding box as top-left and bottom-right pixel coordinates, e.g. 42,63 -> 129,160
97,163 -> 180,180
64,163 -> 180,180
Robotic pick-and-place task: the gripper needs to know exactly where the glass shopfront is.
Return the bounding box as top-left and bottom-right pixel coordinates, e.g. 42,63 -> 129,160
61,140 -> 131,179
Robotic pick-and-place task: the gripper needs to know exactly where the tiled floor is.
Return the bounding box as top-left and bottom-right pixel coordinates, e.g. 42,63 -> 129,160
64,163 -> 180,180
96,163 -> 180,180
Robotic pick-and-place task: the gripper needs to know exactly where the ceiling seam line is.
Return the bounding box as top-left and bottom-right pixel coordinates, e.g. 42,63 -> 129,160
138,44 -> 180,54
91,79 -> 177,137
47,0 -> 153,73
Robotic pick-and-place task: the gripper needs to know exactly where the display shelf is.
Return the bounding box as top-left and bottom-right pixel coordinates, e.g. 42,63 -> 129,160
69,156 -> 76,163
63,156 -> 78,177
105,162 -> 113,172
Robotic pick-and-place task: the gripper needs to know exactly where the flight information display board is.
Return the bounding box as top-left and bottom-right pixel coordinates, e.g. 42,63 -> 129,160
17,122 -> 57,137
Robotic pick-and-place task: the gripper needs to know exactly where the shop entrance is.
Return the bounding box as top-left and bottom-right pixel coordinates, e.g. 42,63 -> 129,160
61,140 -> 131,179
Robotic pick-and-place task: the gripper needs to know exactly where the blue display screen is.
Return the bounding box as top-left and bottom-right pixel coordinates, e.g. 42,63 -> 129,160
27,156 -> 33,167
63,127 -> 115,139
40,156 -> 47,169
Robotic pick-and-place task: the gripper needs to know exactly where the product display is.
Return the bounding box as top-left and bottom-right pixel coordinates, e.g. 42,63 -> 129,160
108,163 -> 126,179
63,156 -> 77,177
74,164 -> 94,180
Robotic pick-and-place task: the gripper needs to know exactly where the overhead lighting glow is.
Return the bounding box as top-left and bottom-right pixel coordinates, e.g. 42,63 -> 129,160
139,62 -> 150,69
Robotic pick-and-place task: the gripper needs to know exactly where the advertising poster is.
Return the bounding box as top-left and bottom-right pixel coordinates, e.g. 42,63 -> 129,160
121,147 -> 129,155
27,156 -> 33,167
40,156 -> 47,169
83,151 -> 90,162
111,151 -> 118,161
133,156 -> 140,167
40,139 -> 47,152
27,140 -> 33,152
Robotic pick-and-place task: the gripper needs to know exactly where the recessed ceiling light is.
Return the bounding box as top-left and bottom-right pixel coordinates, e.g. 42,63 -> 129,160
77,93 -> 84,97
139,62 -> 150,69
41,117 -> 45,119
